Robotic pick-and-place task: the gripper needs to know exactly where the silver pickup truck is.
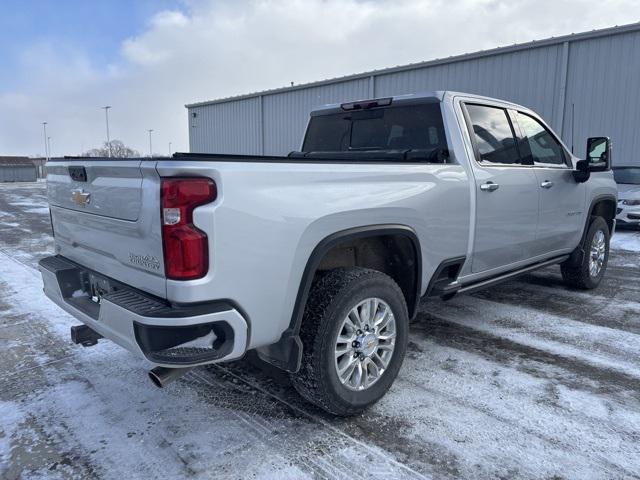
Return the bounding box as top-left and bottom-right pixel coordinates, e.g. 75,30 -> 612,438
40,91 -> 617,415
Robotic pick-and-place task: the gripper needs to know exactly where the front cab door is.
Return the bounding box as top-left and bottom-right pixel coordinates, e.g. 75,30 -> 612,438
463,103 -> 539,273
511,111 -> 585,255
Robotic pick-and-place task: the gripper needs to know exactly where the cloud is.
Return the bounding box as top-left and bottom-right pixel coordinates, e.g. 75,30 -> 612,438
1,0 -> 638,156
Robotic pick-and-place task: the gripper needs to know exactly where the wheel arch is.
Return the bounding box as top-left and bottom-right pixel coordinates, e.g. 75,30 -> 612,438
565,194 -> 617,269
585,194 -> 617,241
256,224 -> 421,373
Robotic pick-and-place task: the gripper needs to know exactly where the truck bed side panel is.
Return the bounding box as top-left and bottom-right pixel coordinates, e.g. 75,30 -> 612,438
155,160 -> 471,349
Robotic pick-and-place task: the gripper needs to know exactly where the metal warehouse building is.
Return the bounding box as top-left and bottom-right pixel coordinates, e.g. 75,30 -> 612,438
186,23 -> 640,164
0,157 -> 38,182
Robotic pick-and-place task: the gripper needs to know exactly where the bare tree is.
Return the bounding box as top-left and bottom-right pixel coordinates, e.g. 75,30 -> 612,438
83,140 -> 141,158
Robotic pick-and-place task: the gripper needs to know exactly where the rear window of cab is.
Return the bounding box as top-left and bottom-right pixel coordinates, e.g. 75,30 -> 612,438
303,104 -> 448,154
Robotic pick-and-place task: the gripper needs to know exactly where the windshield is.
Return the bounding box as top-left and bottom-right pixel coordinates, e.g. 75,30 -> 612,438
613,167 -> 640,185
302,103 -> 448,153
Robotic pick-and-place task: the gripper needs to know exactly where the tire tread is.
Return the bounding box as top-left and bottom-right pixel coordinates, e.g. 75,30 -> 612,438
561,216 -> 610,289
291,267 -> 406,416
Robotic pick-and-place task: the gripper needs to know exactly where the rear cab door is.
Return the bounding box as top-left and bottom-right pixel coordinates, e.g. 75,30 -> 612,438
460,101 -> 539,274
510,110 -> 585,255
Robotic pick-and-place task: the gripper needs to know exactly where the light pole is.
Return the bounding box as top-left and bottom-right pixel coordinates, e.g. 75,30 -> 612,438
168,142 -> 172,157
47,137 -> 52,158
42,122 -> 49,161
102,106 -> 111,157
147,129 -> 154,157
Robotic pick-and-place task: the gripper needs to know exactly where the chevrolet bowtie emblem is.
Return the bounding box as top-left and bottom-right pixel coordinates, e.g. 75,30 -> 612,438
71,188 -> 91,206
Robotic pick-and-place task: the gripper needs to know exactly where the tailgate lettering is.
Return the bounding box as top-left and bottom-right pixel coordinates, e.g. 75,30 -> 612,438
129,253 -> 161,271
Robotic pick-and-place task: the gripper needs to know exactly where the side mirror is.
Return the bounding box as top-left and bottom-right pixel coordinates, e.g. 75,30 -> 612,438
586,136 -> 611,172
573,137 -> 612,183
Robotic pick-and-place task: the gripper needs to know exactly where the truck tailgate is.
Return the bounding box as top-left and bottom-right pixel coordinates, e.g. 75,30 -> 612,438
46,159 -> 166,298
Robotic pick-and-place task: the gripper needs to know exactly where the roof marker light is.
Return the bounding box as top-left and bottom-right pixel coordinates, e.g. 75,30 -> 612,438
340,97 -> 393,111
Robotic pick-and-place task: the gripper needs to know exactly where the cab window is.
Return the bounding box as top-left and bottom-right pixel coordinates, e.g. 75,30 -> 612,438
465,104 -> 520,165
303,104 -> 447,153
515,112 -> 567,166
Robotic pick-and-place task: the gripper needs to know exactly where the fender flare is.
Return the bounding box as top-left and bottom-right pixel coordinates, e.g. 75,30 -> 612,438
256,224 -> 422,372
582,194 -> 617,241
566,194 -> 617,267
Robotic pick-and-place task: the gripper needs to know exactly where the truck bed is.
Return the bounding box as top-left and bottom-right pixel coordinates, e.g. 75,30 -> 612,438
46,154 -> 470,350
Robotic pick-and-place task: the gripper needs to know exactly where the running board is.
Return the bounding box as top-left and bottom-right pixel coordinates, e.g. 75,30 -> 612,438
457,255 -> 569,295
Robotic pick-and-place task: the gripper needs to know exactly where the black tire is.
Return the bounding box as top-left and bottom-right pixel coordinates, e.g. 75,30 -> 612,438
561,216 -> 610,289
291,267 -> 409,416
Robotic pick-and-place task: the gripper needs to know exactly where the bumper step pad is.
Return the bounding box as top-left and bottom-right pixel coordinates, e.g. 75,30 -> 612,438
39,255 -> 241,366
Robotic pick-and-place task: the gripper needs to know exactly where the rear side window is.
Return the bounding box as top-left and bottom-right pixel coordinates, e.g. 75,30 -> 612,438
465,104 -> 520,165
303,104 -> 447,153
515,112 -> 567,166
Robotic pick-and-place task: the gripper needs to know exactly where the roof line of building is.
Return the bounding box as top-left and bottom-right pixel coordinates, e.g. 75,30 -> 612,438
185,21 -> 640,109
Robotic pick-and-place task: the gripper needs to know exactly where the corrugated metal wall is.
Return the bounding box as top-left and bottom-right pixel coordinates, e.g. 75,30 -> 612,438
0,165 -> 37,182
562,29 -> 640,159
188,97 -> 262,155
188,25 -> 640,165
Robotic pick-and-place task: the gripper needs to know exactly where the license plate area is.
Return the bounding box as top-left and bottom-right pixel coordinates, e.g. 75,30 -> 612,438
41,255 -> 168,322
58,267 -> 121,320
86,272 -> 119,304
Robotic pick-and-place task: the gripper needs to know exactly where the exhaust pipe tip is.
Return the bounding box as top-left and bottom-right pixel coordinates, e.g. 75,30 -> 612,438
148,368 -> 165,388
148,366 -> 192,388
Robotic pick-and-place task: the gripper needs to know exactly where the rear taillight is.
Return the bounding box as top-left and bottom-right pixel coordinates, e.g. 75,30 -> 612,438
161,178 -> 216,280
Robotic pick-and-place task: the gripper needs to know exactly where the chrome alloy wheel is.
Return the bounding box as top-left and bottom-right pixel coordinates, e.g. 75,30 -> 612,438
334,297 -> 396,391
589,229 -> 606,277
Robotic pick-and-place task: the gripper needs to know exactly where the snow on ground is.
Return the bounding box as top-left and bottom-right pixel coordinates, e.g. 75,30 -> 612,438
0,241 -> 423,480
612,228 -> 640,252
1,182 -> 639,479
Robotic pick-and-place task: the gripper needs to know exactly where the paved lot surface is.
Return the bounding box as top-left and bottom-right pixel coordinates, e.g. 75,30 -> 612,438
1,181 -> 639,480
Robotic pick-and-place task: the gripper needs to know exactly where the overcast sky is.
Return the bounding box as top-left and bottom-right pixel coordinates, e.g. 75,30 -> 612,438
0,0 -> 638,157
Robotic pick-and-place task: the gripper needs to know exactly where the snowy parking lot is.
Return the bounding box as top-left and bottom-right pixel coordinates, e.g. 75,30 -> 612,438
1,181 -> 639,479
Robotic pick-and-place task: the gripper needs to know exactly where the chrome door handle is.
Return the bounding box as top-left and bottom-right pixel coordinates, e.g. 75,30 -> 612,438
540,180 -> 554,189
480,182 -> 499,192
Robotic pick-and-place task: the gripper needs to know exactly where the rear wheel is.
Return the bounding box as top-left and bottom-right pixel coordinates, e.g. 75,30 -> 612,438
561,216 -> 610,289
291,267 -> 408,416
